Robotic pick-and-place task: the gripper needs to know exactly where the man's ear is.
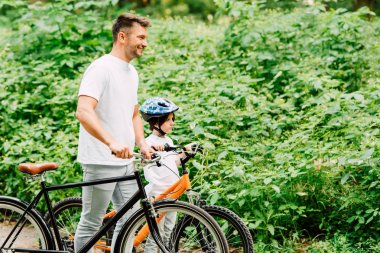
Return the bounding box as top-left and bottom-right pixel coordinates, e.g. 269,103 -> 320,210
118,31 -> 126,43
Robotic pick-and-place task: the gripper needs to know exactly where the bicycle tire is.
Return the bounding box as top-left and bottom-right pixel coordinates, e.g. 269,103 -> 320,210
44,197 -> 113,253
114,200 -> 229,253
203,205 -> 254,253
44,197 -> 82,252
0,196 -> 53,251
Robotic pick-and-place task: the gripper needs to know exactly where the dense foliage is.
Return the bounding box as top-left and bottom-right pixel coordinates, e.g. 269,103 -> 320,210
213,0 -> 380,249
1,0 -> 379,251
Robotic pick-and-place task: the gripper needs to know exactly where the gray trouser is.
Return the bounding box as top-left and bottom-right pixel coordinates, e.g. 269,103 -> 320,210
144,211 -> 177,252
74,164 -> 139,253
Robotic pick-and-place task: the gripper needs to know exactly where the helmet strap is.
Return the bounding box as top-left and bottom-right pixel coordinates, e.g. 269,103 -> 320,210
153,126 -> 167,136
154,117 -> 167,136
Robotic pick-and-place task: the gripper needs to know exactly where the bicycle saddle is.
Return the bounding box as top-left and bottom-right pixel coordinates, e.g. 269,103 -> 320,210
18,162 -> 59,175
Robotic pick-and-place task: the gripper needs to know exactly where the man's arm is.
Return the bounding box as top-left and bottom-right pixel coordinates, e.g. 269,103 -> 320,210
132,105 -> 152,159
76,95 -> 132,158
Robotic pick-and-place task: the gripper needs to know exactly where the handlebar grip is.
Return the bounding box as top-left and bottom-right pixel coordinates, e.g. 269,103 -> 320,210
164,143 -> 178,152
191,143 -> 203,152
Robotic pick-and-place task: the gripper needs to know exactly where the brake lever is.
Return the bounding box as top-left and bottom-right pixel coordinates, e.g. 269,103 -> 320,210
151,153 -> 162,167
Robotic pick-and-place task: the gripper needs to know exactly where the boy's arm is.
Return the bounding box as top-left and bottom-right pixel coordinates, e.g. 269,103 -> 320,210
175,143 -> 196,166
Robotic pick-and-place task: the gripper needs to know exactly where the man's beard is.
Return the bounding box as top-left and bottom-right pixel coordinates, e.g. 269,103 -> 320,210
133,48 -> 143,58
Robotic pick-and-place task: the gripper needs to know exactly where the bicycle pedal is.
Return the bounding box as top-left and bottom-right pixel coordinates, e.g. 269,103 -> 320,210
95,240 -> 111,251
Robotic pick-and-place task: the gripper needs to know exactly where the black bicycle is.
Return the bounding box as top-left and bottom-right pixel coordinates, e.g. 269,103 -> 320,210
46,144 -> 254,253
0,153 -> 229,252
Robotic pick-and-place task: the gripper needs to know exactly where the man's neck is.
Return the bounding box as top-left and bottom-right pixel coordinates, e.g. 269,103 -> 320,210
110,46 -> 131,62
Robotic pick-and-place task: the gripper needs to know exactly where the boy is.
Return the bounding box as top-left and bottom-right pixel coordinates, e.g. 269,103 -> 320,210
139,97 -> 194,252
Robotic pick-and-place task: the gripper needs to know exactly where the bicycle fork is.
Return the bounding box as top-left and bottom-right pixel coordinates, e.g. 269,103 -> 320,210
185,189 -> 202,206
140,198 -> 171,253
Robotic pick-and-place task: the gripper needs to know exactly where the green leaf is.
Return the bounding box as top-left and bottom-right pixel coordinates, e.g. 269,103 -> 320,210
192,161 -> 203,170
232,166 -> 244,177
249,220 -> 262,229
209,193 -> 219,205
3,142 -> 11,152
217,151 -> 228,161
366,216 -> 374,224
264,178 -> 272,185
341,173 -> 350,185
267,224 -> 275,235
347,216 -> 356,224
204,132 -> 218,140
272,185 -> 280,193
238,199 -> 245,207
362,148 -> 374,160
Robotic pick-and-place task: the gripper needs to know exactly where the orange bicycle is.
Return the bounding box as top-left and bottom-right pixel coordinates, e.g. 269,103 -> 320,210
46,144 -> 254,252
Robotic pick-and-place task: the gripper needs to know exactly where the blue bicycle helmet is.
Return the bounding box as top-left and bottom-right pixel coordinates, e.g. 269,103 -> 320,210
140,97 -> 179,122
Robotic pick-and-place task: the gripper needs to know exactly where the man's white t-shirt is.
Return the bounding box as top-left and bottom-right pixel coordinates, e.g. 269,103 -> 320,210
144,134 -> 180,197
77,54 -> 138,165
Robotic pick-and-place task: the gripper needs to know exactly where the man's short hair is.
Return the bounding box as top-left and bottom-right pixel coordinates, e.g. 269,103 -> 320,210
112,13 -> 150,42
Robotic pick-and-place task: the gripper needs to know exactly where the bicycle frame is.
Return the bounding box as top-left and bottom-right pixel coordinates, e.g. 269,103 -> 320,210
132,173 -> 193,247
2,168 -> 170,253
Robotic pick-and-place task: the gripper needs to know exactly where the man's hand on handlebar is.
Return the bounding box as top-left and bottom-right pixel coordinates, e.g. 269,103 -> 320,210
109,142 -> 133,159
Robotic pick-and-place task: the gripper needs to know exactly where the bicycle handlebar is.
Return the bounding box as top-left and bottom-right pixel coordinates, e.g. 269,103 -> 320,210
132,152 -> 161,164
111,152 -> 161,164
110,143 -> 202,169
163,143 -> 203,153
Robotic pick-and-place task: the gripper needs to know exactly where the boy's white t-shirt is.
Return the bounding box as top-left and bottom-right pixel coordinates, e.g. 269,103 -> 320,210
77,54 -> 138,165
144,134 -> 180,197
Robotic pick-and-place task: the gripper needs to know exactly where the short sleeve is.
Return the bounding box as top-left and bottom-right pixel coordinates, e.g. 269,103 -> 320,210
78,62 -> 109,101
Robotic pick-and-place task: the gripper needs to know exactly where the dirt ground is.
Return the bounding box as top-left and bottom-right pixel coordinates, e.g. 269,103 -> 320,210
0,222 -> 42,248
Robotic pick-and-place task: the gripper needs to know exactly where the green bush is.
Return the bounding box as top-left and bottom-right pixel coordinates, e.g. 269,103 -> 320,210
214,0 -> 380,245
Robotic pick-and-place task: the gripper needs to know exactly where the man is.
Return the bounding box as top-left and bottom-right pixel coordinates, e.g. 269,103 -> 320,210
74,13 -> 152,252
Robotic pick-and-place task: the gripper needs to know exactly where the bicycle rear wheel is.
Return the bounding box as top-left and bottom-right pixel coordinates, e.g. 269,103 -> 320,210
0,196 -> 52,251
115,200 -> 229,253
44,197 -> 82,252
203,205 -> 254,253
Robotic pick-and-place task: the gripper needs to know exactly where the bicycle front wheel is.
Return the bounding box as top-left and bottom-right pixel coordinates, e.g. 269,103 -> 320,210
0,196 -> 52,251
203,205 -> 254,253
115,200 -> 229,253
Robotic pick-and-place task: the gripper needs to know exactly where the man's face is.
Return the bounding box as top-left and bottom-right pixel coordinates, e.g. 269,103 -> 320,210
121,23 -> 148,61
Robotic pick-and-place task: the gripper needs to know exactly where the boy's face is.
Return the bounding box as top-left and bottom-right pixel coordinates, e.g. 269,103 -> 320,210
159,113 -> 175,134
